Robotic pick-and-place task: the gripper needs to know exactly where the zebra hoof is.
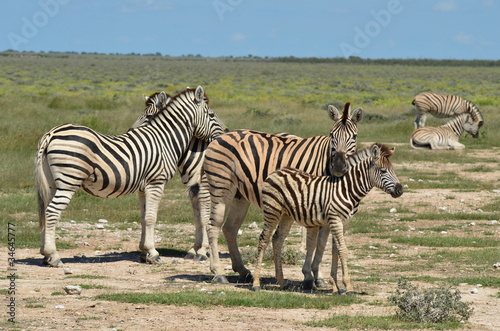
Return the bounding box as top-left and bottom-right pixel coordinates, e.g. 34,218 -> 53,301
302,279 -> 314,291
184,252 -> 196,260
212,275 -> 229,284
43,256 -> 63,267
140,253 -> 161,264
194,254 -> 208,262
238,273 -> 253,283
315,279 -> 329,289
251,286 -> 261,292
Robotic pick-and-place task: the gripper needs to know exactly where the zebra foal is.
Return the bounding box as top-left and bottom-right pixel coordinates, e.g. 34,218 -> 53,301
204,102 -> 363,286
410,113 -> 479,150
412,91 -> 483,131
252,143 -> 403,294
35,86 -> 227,267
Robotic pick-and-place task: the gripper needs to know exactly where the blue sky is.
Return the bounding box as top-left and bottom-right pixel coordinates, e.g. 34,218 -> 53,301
1,0 -> 498,60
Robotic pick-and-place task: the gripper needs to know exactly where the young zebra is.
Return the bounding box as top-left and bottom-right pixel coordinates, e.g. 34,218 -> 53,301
130,93 -> 215,261
35,86 -> 227,267
252,143 -> 403,294
410,113 -> 478,150
412,91 -> 484,130
203,102 -> 363,286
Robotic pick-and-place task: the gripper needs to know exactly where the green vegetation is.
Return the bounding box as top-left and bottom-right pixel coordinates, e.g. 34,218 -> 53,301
96,289 -> 362,309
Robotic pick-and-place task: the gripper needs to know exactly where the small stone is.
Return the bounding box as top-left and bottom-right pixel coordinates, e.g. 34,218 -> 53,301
98,219 -> 108,223
95,224 -> 105,229
438,206 -> 448,212
440,231 -> 447,234
63,268 -> 73,275
248,221 -> 259,230
470,288 -> 478,294
55,305 -> 65,309
172,259 -> 179,265
237,229 -> 243,235
369,246 -> 378,250
493,262 -> 500,269
389,208 -> 397,213
63,285 -> 82,295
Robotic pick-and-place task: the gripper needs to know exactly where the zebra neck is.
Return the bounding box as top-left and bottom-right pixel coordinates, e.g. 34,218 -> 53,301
444,115 -> 466,137
341,156 -> 374,200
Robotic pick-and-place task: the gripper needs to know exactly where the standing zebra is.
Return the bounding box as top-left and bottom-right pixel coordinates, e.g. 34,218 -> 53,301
35,86 -> 227,267
410,113 -> 478,150
203,102 -> 363,286
412,92 -> 484,131
252,143 -> 403,294
130,92 -> 213,261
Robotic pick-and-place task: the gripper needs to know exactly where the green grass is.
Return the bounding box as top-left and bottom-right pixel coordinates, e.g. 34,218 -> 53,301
96,289 -> 362,309
305,314 -> 464,330
377,235 -> 500,248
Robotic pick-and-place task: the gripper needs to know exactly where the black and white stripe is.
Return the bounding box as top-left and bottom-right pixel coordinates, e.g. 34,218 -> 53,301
412,92 -> 484,131
252,143 -> 403,293
203,102 -> 364,285
35,86 -> 227,266
410,113 -> 477,150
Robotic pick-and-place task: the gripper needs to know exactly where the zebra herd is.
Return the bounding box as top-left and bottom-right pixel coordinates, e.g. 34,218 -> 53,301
410,92 -> 484,150
35,87 -> 482,295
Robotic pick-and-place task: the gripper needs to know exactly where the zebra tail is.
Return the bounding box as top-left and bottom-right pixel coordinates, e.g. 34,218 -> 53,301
411,99 -> 416,105
34,132 -> 53,229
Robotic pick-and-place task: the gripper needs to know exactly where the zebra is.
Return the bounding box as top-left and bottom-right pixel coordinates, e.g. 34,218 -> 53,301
252,143 -> 403,294
412,92 -> 484,131
410,113 -> 478,150
203,102 -> 364,286
130,92 -> 214,261
35,86 -> 227,267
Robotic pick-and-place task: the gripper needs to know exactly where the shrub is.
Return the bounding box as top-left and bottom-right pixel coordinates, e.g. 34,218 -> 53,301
389,278 -> 473,323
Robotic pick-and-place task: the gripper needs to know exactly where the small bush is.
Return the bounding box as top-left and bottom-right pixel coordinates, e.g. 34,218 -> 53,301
389,278 -> 473,323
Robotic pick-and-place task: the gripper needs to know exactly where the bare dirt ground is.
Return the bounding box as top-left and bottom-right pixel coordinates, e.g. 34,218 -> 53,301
3,149 -> 499,330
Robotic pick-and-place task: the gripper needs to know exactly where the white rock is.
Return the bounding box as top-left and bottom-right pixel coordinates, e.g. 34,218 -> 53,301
368,246 -> 378,250
409,178 -> 415,182
418,179 -> 423,182
55,305 -> 65,309
98,219 -> 108,223
440,231 -> 447,234
63,268 -> 73,275
469,222 -> 476,226
389,208 -> 397,213
493,262 -> 500,269
95,224 -> 105,229
237,229 -> 243,235
248,222 -> 259,230
470,288 -> 478,294
438,206 -> 448,212
63,285 -> 82,295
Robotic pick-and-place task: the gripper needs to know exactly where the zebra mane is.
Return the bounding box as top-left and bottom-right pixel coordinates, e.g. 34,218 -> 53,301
346,142 -> 393,168
442,113 -> 470,127
341,102 -> 351,124
146,88 -> 207,121
465,100 -> 483,124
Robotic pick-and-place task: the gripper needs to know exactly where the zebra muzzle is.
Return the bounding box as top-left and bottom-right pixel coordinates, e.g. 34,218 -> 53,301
390,183 -> 404,198
330,152 -> 349,177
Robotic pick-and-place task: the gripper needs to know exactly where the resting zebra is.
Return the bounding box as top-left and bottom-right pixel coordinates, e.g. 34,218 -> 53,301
252,143 -> 403,294
203,102 -> 363,287
35,86 -> 227,266
412,91 -> 484,131
410,113 -> 478,150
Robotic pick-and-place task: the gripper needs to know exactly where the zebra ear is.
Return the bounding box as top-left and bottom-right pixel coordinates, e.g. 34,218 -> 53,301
351,107 -> 364,123
327,105 -> 340,121
195,86 -> 205,103
371,144 -> 381,160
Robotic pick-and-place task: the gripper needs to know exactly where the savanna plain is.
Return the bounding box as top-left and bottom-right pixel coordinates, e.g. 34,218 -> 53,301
0,52 -> 499,330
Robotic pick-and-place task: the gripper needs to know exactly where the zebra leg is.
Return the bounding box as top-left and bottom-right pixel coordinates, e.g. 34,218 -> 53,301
138,185 -> 163,264
328,216 -> 353,294
415,112 -> 427,129
272,215 -> 294,289
207,201 -> 228,283
222,198 -> 252,282
252,212 -> 281,291
310,225 -> 330,289
301,227 -> 319,290
184,182 -> 210,261
40,189 -> 76,267
329,237 -> 340,293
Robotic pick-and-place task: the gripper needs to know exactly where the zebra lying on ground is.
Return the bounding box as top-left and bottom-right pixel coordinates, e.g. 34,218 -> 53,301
35,86 -> 227,267
412,91 -> 484,131
252,143 -> 403,294
410,113 -> 479,150
203,102 -> 363,288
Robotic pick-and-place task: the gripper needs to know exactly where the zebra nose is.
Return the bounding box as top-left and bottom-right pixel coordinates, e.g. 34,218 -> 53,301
330,152 -> 348,177
391,183 -> 403,198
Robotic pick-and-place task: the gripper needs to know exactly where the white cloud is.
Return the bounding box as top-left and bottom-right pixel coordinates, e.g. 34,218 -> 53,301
433,1 -> 459,11
453,32 -> 474,45
231,33 -> 246,42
